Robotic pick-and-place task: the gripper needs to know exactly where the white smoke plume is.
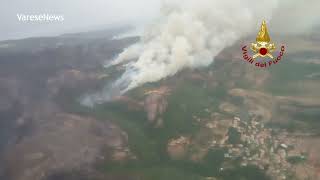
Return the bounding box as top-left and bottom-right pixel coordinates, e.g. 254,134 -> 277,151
82,0 -> 281,106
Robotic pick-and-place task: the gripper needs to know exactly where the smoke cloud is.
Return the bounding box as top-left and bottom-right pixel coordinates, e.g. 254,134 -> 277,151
81,0 -> 319,106
112,0 -> 279,90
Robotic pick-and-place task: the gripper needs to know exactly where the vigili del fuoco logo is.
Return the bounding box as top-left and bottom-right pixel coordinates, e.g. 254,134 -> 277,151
242,20 -> 286,68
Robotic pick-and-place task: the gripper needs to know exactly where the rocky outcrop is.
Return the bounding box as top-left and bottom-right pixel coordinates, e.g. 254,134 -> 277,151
219,102 -> 239,114
167,136 -> 190,160
143,87 -> 170,128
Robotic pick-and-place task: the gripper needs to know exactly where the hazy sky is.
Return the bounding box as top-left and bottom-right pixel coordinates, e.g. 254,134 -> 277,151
0,0 -> 161,40
1,0 -> 320,41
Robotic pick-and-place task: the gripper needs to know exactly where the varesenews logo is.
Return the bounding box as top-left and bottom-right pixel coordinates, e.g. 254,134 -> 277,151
17,14 -> 64,22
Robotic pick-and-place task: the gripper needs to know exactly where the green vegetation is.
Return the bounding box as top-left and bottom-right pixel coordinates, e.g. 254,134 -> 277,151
227,127 -> 241,145
265,55 -> 320,132
268,108 -> 320,133
94,79 -> 228,179
94,81 -> 270,180
102,148 -> 271,180
219,165 -> 270,180
64,63 -> 275,179
266,58 -> 320,96
287,156 -> 307,164
66,76 -> 267,180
